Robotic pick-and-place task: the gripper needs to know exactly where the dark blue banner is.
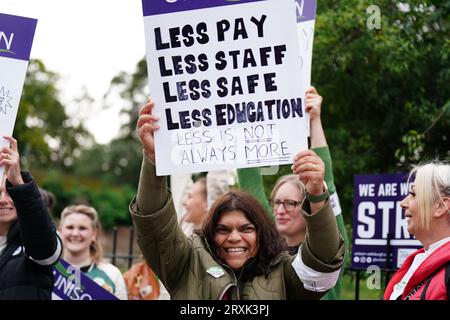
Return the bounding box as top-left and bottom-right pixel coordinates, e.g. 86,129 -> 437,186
351,173 -> 421,270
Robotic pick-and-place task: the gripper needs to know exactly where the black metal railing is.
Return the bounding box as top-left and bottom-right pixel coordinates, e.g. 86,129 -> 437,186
104,227 -> 141,269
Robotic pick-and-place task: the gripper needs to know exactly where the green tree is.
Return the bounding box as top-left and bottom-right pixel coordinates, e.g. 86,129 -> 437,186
14,59 -> 94,171
73,136 -> 143,186
311,0 -> 449,223
91,59 -> 149,185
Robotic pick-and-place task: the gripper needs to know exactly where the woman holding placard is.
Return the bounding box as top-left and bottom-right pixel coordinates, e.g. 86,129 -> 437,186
0,136 -> 61,299
239,86 -> 348,299
129,99 -> 344,299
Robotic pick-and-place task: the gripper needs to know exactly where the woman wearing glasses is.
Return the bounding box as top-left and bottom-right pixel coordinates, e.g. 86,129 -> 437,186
270,88 -> 346,255
267,87 -> 348,299
270,175 -> 307,255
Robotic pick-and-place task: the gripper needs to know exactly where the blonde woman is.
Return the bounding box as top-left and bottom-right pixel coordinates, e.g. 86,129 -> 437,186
384,161 -> 450,300
59,205 -> 127,300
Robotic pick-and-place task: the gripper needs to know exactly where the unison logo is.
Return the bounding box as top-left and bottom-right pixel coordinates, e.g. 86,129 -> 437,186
296,0 -> 305,19
0,32 -> 15,55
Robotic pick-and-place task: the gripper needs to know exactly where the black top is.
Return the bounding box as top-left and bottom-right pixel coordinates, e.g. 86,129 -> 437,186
0,172 -> 61,300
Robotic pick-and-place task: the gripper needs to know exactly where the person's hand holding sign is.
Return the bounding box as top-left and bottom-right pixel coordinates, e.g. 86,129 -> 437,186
304,86 -> 323,122
137,99 -> 160,163
291,150 -> 328,211
0,136 -> 24,185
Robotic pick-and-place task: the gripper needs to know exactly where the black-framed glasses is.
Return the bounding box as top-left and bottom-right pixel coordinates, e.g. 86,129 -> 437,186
270,199 -> 301,212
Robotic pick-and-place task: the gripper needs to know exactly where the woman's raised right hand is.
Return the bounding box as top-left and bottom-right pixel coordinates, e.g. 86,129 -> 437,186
136,99 -> 160,163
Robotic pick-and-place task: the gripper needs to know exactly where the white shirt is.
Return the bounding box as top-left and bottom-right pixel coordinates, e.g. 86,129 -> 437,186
0,235 -> 7,257
390,236 -> 450,300
97,262 -> 128,300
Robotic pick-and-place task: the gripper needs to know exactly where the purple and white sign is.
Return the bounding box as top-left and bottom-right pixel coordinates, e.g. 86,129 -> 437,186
295,0 -> 317,136
295,0 -> 317,23
0,12 -> 37,177
142,0 -> 308,175
0,13 -> 37,61
52,259 -> 118,300
351,173 -> 421,270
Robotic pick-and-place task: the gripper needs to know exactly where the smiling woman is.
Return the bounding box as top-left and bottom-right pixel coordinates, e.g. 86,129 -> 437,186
203,191 -> 283,278
59,205 -> 128,300
384,161 -> 450,300
130,99 -> 345,300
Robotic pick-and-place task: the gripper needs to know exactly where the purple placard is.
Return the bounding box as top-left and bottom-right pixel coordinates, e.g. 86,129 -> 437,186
52,259 -> 119,300
295,0 -> 316,23
142,0 -> 267,16
351,173 -> 421,271
0,13 -> 37,61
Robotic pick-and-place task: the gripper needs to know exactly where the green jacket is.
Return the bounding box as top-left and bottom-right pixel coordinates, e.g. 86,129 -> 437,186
130,157 -> 345,300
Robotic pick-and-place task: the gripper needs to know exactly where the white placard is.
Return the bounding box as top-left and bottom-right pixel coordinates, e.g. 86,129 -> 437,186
0,13 -> 37,177
143,0 -> 308,175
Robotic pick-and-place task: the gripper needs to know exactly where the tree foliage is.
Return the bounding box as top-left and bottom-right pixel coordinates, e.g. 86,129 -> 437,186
34,168 -> 134,230
15,59 -> 94,171
102,1 -> 449,226
13,60 -> 134,228
306,0 -> 449,221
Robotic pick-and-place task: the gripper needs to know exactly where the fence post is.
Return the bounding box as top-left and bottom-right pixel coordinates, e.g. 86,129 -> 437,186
128,227 -> 135,269
111,227 -> 118,266
355,270 -> 360,300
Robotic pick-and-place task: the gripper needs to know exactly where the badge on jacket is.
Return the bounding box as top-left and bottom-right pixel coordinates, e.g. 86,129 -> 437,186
207,266 -> 225,278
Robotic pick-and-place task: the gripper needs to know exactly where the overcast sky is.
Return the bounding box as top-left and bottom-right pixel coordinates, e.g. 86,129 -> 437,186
1,0 -> 146,144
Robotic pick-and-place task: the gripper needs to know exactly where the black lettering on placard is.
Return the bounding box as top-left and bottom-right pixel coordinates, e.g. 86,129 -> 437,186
251,15 -> 267,38
217,16 -> 267,42
264,73 -> 277,92
163,82 -> 177,103
215,72 -> 279,97
154,23 -> 210,50
217,19 -> 230,42
154,9 -> 304,169
166,107 -> 213,130
274,45 -> 287,64
159,54 -> 210,77
233,18 -> 248,40
215,98 -> 303,126
163,79 -> 212,103
196,22 -> 209,44
247,74 -> 259,94
154,27 -> 170,50
214,45 -> 288,71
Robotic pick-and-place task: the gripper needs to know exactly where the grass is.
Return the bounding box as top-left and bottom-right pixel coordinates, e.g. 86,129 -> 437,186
340,271 -> 386,300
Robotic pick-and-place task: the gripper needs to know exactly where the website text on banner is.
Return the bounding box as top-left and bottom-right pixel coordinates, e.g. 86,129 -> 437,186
352,173 -> 421,271
0,12 -> 37,177
142,0 -> 308,175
